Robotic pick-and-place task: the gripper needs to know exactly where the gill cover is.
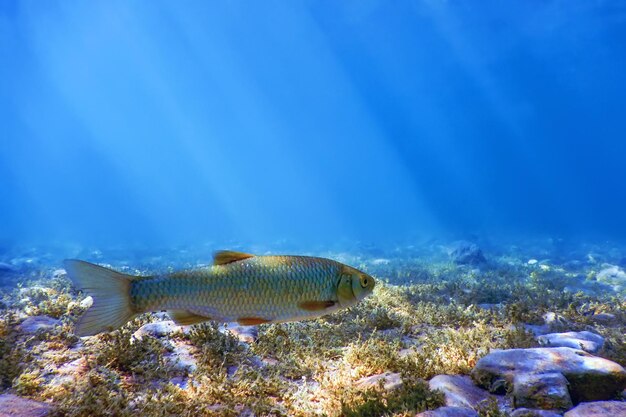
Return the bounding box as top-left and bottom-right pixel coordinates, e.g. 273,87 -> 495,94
337,268 -> 356,307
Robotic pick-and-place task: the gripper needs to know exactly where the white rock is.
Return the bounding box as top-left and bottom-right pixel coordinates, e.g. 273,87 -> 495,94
471,347 -> 626,403
512,372 -> 572,410
165,342 -> 197,373
52,268 -> 66,278
355,372 -> 403,391
50,358 -> 87,387
511,409 -> 563,417
564,401 -> 626,417
133,321 -> 183,340
224,323 -> 258,343
597,265 -> 626,285
0,394 -> 53,417
429,375 -> 509,411
590,312 -> 617,325
416,406 -> 479,417
79,296 -> 93,309
537,331 -> 604,353
543,312 -> 571,327
18,316 -> 61,334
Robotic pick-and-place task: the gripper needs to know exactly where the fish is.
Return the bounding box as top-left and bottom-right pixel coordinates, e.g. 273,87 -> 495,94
64,250 -> 376,336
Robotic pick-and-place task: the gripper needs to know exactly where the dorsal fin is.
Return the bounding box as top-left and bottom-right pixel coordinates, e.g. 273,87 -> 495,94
213,250 -> 255,265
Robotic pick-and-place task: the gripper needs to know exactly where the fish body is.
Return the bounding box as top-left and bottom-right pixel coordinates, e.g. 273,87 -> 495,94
64,251 -> 375,336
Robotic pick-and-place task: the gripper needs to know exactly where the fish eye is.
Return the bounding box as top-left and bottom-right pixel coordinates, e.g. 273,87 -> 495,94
360,275 -> 369,288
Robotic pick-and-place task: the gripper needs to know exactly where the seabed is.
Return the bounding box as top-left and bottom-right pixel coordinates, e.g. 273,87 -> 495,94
0,240 -> 624,416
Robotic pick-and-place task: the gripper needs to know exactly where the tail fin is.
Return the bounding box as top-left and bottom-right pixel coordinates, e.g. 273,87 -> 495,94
64,259 -> 138,337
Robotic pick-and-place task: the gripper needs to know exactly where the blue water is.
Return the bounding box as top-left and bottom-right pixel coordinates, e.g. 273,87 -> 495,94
2,1 -> 626,249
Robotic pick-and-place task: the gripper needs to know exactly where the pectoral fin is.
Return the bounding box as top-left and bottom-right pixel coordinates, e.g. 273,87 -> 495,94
299,300 -> 336,311
168,310 -> 211,326
213,251 -> 255,265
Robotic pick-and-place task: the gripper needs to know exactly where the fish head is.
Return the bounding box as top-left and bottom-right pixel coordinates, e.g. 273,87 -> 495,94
337,264 -> 376,308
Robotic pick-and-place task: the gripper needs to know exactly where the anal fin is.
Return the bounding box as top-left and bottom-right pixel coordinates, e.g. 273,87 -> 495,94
168,310 -> 211,326
237,317 -> 271,326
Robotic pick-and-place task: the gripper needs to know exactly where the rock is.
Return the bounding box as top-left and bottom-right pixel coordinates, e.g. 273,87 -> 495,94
18,316 -> 61,334
448,242 -> 486,265
224,323 -> 258,343
471,347 -> 626,403
477,303 -> 502,311
0,262 -> 18,272
590,313 -> 617,325
563,401 -> 626,417
597,265 -> 626,285
596,265 -> 626,294
543,312 -> 571,328
513,372 -> 572,410
133,321 -> 183,339
169,376 -> 189,389
538,331 -> 605,354
49,358 -> 87,387
511,409 -> 563,417
51,269 -> 66,278
9,258 -> 38,271
355,372 -> 403,391
429,375 -> 507,410
79,296 -> 93,309
165,342 -> 197,373
0,394 -> 53,417
524,324 -> 551,336
415,406 -> 479,417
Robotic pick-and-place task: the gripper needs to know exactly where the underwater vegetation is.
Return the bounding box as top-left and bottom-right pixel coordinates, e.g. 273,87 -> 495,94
0,241 -> 624,416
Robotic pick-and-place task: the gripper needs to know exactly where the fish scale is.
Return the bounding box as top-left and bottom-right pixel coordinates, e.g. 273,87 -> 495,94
130,256 -> 341,322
